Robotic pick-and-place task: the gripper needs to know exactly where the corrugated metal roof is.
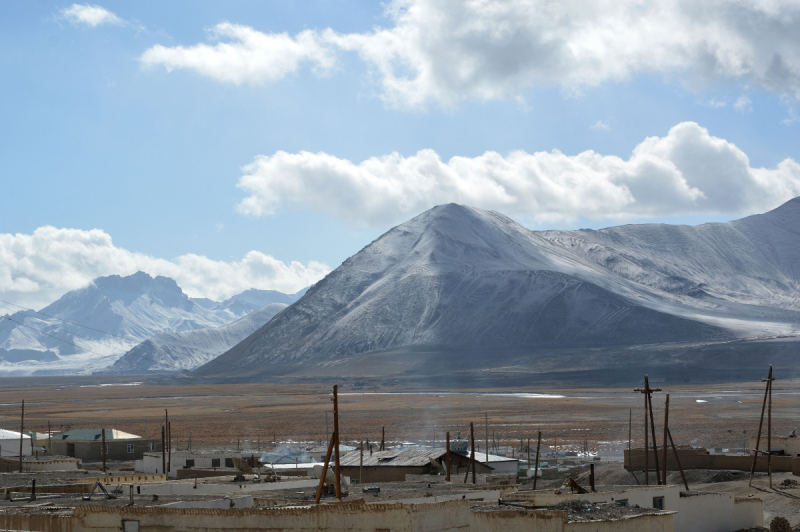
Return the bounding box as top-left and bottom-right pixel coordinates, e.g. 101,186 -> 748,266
458,450 -> 520,464
58,429 -> 141,441
339,448 -> 446,467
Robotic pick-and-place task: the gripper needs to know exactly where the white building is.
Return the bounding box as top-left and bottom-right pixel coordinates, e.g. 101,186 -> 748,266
461,450 -> 519,474
507,484 -> 763,532
0,429 -> 31,458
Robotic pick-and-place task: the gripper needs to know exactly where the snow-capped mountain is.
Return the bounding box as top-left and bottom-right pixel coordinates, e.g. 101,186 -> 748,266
0,271 -> 300,375
101,303 -> 288,374
206,288 -> 307,318
197,200 -> 800,379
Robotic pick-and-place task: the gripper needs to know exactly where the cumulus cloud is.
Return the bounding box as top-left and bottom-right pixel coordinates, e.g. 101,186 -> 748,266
0,227 -> 329,309
140,22 -> 335,84
61,4 -> 124,27
236,121 -> 800,227
591,120 -> 611,131
140,0 -> 800,107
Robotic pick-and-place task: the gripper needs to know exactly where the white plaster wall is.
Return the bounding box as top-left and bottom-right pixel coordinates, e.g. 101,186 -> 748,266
0,437 -> 31,457
137,478 -> 319,496
674,493 -> 763,532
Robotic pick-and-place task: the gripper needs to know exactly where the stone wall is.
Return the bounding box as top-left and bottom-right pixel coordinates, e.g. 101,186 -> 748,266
625,447 -> 800,473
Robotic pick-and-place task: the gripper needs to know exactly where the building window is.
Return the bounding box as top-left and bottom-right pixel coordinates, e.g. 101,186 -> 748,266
185,459 -> 195,467
225,458 -> 234,468
148,443 -> 156,451
652,496 -> 664,510
616,499 -> 628,507
122,520 -> 139,532
127,444 -> 135,453
211,458 -> 220,468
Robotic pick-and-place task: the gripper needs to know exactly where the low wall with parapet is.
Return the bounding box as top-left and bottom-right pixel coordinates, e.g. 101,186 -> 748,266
0,456 -> 82,472
625,447 -> 800,473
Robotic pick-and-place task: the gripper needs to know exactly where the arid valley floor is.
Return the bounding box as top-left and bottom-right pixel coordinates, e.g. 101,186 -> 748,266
3,375 -> 796,453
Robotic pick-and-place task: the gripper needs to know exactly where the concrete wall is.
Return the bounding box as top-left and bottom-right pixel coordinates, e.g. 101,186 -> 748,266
342,465 -> 429,483
751,436 -> 800,456
468,508 -> 565,532
625,447 -> 799,473
673,492 -> 763,532
566,513 -> 674,532
52,439 -> 160,461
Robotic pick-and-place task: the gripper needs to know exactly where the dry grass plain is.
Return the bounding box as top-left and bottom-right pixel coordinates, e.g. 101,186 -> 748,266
1,375 -> 797,453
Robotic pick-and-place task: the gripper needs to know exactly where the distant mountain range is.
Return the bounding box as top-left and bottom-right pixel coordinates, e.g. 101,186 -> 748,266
0,271 -> 306,375
195,199 -> 800,381
100,303 -> 289,374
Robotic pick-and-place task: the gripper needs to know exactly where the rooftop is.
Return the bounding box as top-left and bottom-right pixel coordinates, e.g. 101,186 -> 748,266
57,429 -> 140,441
339,448 -> 446,467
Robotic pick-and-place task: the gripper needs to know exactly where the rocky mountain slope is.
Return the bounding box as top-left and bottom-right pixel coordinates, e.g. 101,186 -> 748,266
101,303 -> 288,374
0,272 -> 302,375
195,200 -> 800,379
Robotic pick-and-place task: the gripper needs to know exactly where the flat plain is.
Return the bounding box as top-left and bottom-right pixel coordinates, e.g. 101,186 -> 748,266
1,375 -> 796,453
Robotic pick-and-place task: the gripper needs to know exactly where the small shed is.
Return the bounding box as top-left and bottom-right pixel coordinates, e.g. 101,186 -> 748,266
0,429 -> 31,457
339,448 -> 491,483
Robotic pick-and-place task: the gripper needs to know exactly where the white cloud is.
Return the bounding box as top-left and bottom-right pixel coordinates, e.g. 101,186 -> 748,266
0,227 -> 329,309
140,0 -> 800,108
140,22 -> 335,84
734,95 -> 753,112
61,4 -> 124,27
236,121 -> 800,227
590,120 -> 610,131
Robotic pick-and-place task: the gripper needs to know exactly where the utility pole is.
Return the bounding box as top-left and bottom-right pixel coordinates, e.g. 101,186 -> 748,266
634,375 -> 662,485
18,400 -> 24,473
161,426 -> 166,476
533,431 -> 541,490
750,365 -> 774,487
101,428 -> 107,474
325,412 -> 328,443
662,395 -> 670,484
485,413 -> 489,465
470,422 -> 476,484
48,421 -> 51,455
446,432 -> 451,482
333,385 -> 341,499
359,440 -> 363,485
380,426 -> 385,451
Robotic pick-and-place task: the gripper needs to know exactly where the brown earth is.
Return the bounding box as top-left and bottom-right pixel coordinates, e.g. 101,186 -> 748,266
1,375 -> 796,454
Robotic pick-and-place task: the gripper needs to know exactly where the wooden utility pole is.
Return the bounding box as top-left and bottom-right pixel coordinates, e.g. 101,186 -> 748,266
380,426 -> 385,451
101,428 -> 107,474
19,400 -> 24,473
749,365 -> 774,487
667,429 -> 689,491
48,421 -> 51,455
533,431 -> 541,490
168,422 -> 172,476
359,440 -> 363,485
767,367 -> 774,489
470,422 -> 476,484
314,424 -> 336,504
446,432 -> 451,482
527,437 -> 531,470
333,385 -> 341,499
662,395 -> 669,485
161,426 -> 166,475
634,375 -> 662,485
485,413 -> 489,465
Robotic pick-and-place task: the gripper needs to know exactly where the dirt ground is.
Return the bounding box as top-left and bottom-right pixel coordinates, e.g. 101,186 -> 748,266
1,376 -> 797,453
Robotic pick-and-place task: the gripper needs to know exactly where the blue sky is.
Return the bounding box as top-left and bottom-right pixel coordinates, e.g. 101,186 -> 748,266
1,0 -> 799,308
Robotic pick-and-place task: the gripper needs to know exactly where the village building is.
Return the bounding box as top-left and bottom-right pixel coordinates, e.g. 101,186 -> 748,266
0,428 -> 31,458
49,428 -> 159,461
338,448 -> 491,483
